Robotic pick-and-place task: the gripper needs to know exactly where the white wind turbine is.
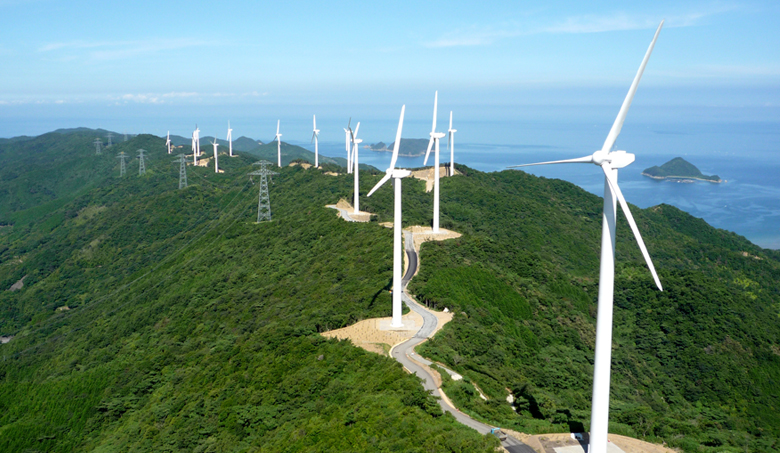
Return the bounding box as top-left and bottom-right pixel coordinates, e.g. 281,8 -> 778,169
344,123 -> 352,174
212,135 -> 219,173
423,91 -> 445,233
227,121 -> 234,157
192,126 -> 199,165
194,126 -> 201,156
275,120 -> 282,167
311,115 -> 320,168
349,122 -> 362,214
367,106 -> 409,328
509,21 -> 664,453
447,111 -> 457,176
166,131 -> 171,154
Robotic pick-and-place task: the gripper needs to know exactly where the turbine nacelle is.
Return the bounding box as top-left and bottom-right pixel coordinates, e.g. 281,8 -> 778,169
593,150 -> 635,169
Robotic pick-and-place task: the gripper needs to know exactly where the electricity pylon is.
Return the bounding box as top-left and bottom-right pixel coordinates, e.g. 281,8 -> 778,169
116,151 -> 128,177
137,149 -> 147,175
248,160 -> 278,222
94,138 -> 103,155
107,133 -> 113,147
174,153 -> 188,189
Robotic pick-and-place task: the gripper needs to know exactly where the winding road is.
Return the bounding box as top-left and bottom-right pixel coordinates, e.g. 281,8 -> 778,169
392,232 -> 535,453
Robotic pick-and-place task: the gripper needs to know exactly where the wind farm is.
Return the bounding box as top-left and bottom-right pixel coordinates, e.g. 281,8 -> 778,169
1,4 -> 779,453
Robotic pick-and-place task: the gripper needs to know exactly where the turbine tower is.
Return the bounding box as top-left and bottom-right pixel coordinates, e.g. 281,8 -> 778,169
311,115 -> 320,168
194,126 -> 201,156
227,121 -> 234,157
248,160 -> 278,222
349,122 -> 362,214
509,21 -> 664,453
174,153 -> 188,189
165,131 -> 171,154
94,138 -> 103,155
116,151 -> 127,177
137,149 -> 147,175
107,133 -> 113,147
447,111 -> 457,176
423,91 -> 445,233
192,126 -> 199,165
212,136 -> 219,173
275,120 -> 282,167
367,105 -> 409,328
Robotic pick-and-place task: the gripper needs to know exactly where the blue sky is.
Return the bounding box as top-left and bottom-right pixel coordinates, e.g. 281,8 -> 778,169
1,0 -> 779,138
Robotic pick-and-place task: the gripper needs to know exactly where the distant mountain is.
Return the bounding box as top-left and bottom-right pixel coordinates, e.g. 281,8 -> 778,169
369,141 -> 387,151
642,157 -> 721,183
168,135 -> 263,151
385,138 -> 430,157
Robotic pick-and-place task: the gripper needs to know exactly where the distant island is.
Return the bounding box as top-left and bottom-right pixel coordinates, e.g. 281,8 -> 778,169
642,157 -> 722,183
369,138 -> 430,157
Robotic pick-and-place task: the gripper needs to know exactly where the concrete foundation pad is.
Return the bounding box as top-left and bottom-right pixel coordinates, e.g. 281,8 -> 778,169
554,442 -> 626,453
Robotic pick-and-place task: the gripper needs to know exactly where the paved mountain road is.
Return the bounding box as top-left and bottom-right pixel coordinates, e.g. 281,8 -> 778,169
393,231 -> 536,453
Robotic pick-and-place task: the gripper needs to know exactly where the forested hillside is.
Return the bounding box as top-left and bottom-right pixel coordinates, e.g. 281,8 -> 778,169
1,129 -> 778,452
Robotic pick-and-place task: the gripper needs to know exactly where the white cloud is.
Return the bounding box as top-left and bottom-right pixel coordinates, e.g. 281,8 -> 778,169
423,4 -> 737,48
38,38 -> 213,61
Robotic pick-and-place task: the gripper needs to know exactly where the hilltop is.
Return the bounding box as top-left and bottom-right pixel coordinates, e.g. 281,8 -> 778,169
642,157 -> 722,183
0,128 -> 778,452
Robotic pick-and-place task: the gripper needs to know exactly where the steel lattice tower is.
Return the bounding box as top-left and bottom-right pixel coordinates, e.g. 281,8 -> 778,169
174,153 -> 188,189
107,133 -> 113,147
116,151 -> 128,177
94,138 -> 103,155
137,149 -> 147,175
248,160 -> 278,222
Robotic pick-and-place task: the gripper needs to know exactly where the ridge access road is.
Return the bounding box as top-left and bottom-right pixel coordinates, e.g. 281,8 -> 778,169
392,231 -> 535,453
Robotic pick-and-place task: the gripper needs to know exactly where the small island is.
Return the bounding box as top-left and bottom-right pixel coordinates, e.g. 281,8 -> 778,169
369,138 -> 430,157
642,157 -> 722,183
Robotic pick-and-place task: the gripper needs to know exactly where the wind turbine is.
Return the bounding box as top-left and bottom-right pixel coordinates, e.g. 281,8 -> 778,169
349,122 -> 362,214
311,115 -> 320,168
166,131 -> 171,154
194,125 -> 201,157
212,135 -> 219,173
227,121 -> 234,157
447,111 -> 457,176
367,106 -> 409,328
275,120 -> 282,167
509,21 -> 664,453
344,123 -> 352,173
192,126 -> 199,165
423,91 -> 445,233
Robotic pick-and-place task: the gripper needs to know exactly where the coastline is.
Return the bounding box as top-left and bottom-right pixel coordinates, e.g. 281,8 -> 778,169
641,172 -> 723,184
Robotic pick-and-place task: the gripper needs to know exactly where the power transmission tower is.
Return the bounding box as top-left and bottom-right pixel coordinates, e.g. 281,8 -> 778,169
116,151 -> 128,177
94,138 -> 103,155
174,153 -> 188,189
137,149 -> 147,175
124,132 -> 128,142
107,133 -> 113,147
248,160 -> 278,222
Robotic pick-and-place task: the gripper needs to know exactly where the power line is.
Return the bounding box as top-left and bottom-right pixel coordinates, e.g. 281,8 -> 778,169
248,160 -> 278,222
116,151 -> 128,177
137,149 -> 147,176
173,153 -> 187,189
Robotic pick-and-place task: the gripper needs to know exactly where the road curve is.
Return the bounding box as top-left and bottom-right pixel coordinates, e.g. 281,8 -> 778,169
393,232 -> 535,453
326,205 -> 359,222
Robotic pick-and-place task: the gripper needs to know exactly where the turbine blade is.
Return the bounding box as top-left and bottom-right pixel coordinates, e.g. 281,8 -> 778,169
601,20 -> 663,153
354,122 -> 360,138
277,120 -> 280,135
431,91 -> 438,133
389,105 -> 405,170
602,165 -> 663,291
367,172 -> 392,197
508,155 -> 594,168
313,115 -> 316,130
423,137 -> 433,166
449,110 -> 453,130
311,132 -> 316,144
